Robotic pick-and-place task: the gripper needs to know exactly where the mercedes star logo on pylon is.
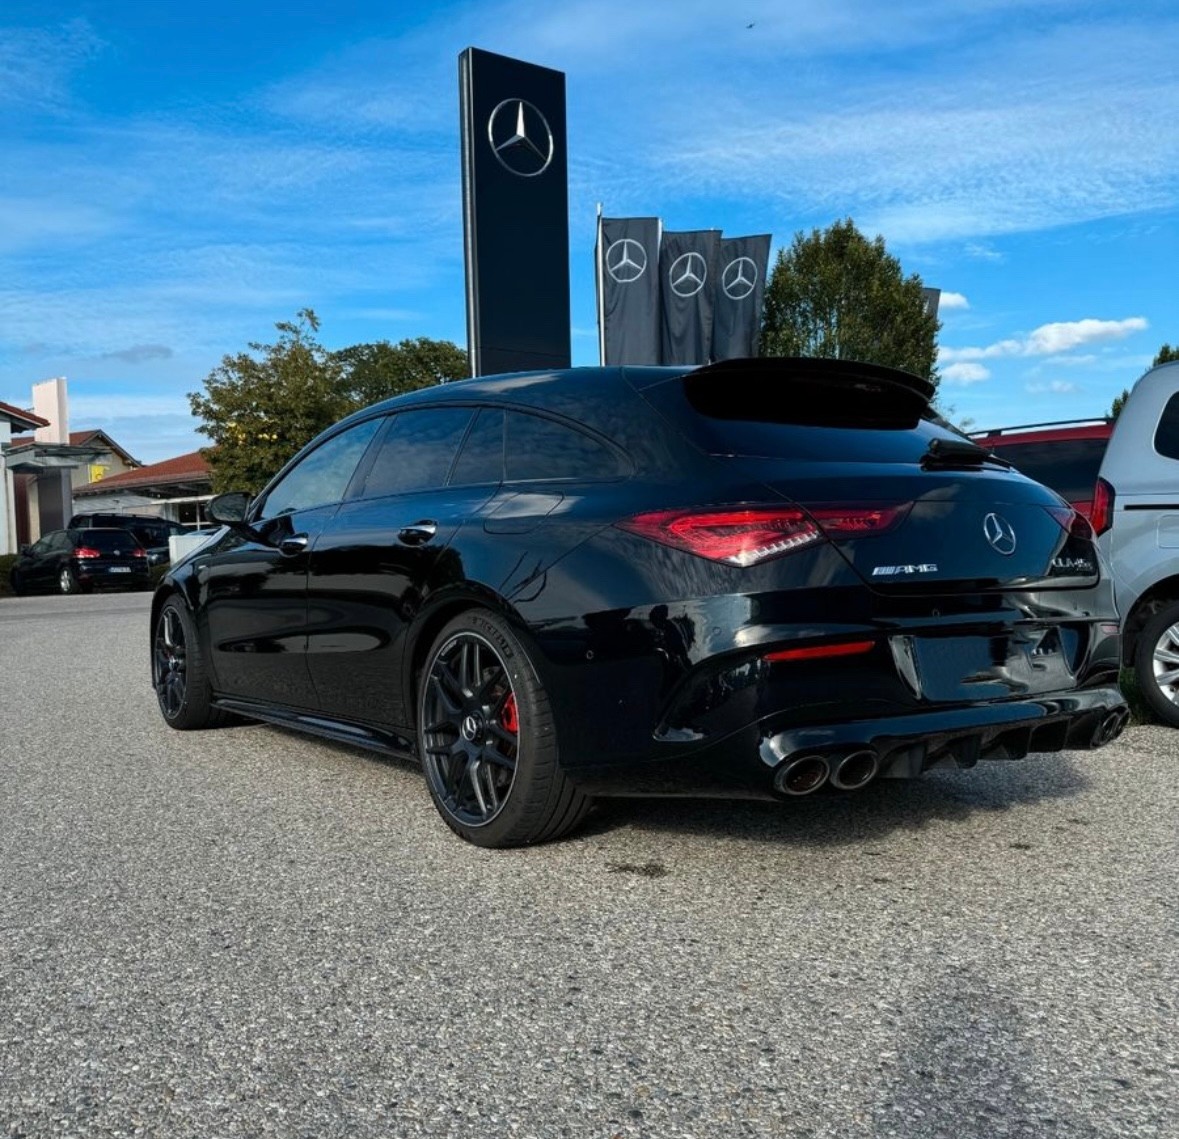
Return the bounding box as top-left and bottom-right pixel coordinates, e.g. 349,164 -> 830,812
487,98 -> 554,177
605,238 -> 647,283
722,256 -> 758,300
983,512 -> 1017,555
669,251 -> 707,297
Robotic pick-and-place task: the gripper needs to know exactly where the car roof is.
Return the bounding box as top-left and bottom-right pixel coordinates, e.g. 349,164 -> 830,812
970,420 -> 1112,446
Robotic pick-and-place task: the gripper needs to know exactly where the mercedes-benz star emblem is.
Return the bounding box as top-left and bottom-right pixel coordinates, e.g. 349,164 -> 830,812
461,714 -> 481,742
722,256 -> 758,300
669,251 -> 707,297
487,99 -> 554,177
983,512 -> 1017,555
605,238 -> 647,283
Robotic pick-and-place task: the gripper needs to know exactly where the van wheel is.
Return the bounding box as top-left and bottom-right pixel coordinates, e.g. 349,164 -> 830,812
1134,599 -> 1179,727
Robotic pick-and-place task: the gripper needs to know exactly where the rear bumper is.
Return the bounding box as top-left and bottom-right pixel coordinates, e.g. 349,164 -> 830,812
568,685 -> 1128,799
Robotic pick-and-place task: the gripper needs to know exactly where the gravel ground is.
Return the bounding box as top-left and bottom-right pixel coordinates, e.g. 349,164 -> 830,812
1,592 -> 1176,1138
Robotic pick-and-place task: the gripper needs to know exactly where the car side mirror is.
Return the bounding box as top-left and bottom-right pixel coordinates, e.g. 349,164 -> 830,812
208,491 -> 252,525
18,543 -> 31,555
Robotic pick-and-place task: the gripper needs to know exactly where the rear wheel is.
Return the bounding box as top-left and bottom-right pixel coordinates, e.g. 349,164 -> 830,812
59,566 -> 79,594
153,597 -> 228,730
418,610 -> 591,847
1135,599 -> 1179,727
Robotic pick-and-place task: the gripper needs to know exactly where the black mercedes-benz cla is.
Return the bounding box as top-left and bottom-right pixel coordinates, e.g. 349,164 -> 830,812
151,358 -> 1127,846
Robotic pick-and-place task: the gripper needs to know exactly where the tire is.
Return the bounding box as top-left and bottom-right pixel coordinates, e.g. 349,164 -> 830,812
1134,599 -> 1179,727
152,597 -> 229,730
59,565 -> 79,595
9,569 -> 26,596
417,610 -> 591,848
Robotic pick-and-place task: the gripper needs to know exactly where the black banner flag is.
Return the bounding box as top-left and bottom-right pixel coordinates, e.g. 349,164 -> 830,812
712,234 -> 771,360
596,216 -> 661,365
659,230 -> 720,366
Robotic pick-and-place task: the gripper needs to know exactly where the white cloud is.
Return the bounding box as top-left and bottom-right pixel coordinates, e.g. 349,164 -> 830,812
942,362 -> 990,385
941,317 -> 1148,364
939,292 -> 970,310
1026,380 -> 1078,394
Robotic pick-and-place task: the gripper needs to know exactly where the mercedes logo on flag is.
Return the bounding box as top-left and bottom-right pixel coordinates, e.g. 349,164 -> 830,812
605,238 -> 647,283
721,256 -> 758,300
669,251 -> 707,297
487,99 -> 554,177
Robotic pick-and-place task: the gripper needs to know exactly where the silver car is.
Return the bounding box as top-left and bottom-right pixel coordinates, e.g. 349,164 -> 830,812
1096,360 -> 1179,724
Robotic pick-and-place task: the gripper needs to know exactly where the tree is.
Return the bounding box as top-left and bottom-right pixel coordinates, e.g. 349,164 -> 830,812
335,337 -> 468,408
1154,343 -> 1179,367
190,310 -> 349,493
759,218 -> 939,388
1109,388 -> 1130,419
189,310 -> 468,493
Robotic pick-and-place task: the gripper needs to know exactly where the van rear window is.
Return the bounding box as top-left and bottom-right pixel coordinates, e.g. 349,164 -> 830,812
985,439 -> 1107,500
80,529 -> 140,551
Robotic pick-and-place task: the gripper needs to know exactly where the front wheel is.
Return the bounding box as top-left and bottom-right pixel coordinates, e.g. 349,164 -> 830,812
1134,600 -> 1179,727
152,598 -> 229,730
9,569 -> 26,596
418,610 -> 591,847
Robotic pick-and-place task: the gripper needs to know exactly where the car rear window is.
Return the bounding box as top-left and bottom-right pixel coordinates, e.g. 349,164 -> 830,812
80,529 -> 140,551
984,439 -> 1108,500
639,369 -> 949,462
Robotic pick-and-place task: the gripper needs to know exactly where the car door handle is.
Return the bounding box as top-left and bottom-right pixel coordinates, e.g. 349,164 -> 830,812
398,520 -> 438,545
279,534 -> 310,556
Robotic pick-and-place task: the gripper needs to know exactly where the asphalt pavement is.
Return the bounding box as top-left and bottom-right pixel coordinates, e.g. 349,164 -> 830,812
1,592 -> 1176,1138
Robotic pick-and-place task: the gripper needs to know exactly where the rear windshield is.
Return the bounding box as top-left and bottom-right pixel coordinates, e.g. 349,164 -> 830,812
640,372 -> 956,462
80,529 -> 141,551
984,439 -> 1107,500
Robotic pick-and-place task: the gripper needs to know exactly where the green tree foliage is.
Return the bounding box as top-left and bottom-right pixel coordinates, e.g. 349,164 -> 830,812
335,337 -> 469,408
1153,343 -> 1179,366
1109,388 -> 1130,419
189,310 -> 468,493
759,218 -> 939,388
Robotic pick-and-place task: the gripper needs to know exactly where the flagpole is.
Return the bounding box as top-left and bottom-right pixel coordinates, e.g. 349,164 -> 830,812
595,203 -> 605,366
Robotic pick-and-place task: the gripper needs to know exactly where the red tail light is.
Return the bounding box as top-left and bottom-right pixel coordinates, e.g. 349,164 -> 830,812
618,508 -> 822,566
73,546 -> 102,559
131,548 -> 147,559
1091,477 -> 1114,536
764,640 -> 875,663
617,504 -> 906,566
1044,505 -> 1094,540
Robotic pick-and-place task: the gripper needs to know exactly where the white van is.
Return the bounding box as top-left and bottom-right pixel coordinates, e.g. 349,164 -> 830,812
1095,360 -> 1179,724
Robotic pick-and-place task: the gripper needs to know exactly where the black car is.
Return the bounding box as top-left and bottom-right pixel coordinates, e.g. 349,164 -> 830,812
67,512 -> 190,566
150,358 -> 1127,847
11,527 -> 151,594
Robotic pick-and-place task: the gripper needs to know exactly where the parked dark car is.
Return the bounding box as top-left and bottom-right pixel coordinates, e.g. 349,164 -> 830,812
10,528 -> 151,594
68,512 -> 191,566
969,420 -> 1113,520
150,358 -> 1127,847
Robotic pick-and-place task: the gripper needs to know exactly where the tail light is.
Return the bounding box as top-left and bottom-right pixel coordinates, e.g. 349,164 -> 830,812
131,547 -> 147,559
617,504 -> 906,567
1091,477 -> 1114,536
1044,505 -> 1094,540
73,546 -> 102,559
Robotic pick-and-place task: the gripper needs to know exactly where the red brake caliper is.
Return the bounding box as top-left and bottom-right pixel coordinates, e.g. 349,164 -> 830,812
501,692 -> 519,735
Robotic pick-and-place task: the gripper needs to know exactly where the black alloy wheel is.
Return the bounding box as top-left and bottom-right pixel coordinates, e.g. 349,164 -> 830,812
418,610 -> 590,847
152,598 -> 227,730
59,565 -> 80,594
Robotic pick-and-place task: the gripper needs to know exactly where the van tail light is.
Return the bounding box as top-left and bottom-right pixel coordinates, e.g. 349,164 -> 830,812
1091,477 -> 1114,536
73,546 -> 102,559
616,504 -> 906,567
1044,505 -> 1094,540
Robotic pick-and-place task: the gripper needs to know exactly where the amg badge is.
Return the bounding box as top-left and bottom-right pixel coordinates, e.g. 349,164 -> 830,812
872,563 -> 939,576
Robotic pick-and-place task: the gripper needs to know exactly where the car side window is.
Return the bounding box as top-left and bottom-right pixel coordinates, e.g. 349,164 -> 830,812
1154,394 -> 1179,461
258,418 -> 383,519
355,408 -> 475,498
449,408 -> 504,487
504,411 -> 625,482
31,535 -> 53,556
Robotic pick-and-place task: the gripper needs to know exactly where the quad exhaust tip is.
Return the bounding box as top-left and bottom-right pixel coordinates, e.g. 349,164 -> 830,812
775,754 -> 830,796
830,749 -> 880,791
1092,707 -> 1130,747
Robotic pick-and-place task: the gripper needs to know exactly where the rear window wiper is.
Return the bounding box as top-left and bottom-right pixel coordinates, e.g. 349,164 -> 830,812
921,438 -> 1012,469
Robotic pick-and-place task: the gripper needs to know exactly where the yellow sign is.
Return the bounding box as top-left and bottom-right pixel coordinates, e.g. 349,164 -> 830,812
88,464 -> 109,483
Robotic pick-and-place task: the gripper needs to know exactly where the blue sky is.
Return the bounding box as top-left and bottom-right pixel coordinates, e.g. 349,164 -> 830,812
2,0 -> 1177,463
